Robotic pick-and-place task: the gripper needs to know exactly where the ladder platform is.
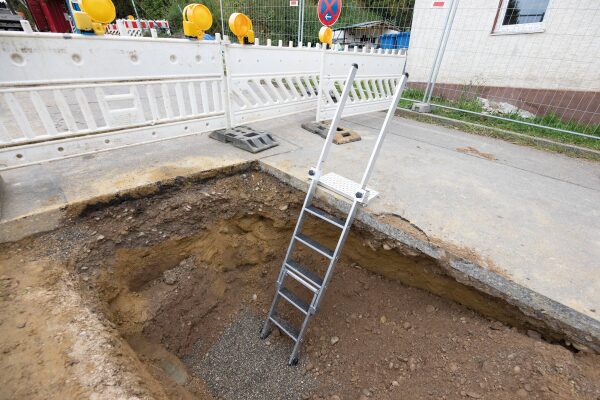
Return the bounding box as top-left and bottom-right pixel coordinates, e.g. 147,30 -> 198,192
295,233 -> 334,259
279,287 -> 310,315
318,172 -> 379,204
269,313 -> 299,342
305,205 -> 345,229
285,260 -> 323,291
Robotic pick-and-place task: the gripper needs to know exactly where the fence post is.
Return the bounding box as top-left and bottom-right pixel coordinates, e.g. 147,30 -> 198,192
425,0 -> 459,104
219,0 -> 225,36
315,44 -> 327,122
414,0 -> 459,112
297,0 -> 305,44
220,35 -> 234,129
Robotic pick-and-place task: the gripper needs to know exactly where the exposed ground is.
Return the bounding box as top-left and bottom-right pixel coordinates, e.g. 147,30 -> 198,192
1,169 -> 599,399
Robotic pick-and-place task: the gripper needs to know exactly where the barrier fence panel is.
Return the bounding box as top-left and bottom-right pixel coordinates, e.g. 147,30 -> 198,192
1,30 -> 409,170
223,38 -> 322,126
317,46 -> 407,120
405,0 -> 600,142
0,32 -> 227,169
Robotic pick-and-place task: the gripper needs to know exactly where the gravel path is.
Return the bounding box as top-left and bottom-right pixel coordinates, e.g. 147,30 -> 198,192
183,311 -> 318,400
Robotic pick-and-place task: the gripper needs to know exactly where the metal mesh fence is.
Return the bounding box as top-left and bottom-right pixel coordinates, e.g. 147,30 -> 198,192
209,0 -> 599,146
216,0 -> 414,46
218,0 -> 302,44
404,0 -> 600,144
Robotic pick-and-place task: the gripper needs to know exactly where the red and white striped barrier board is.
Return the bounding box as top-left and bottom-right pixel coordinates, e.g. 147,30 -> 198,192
106,19 -> 170,36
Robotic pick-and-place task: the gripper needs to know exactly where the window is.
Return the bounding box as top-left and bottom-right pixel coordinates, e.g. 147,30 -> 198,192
493,0 -> 550,34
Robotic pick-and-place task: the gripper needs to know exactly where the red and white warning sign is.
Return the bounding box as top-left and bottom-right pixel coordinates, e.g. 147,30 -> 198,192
432,1 -> 445,6
318,0 -> 342,27
290,0 -> 298,6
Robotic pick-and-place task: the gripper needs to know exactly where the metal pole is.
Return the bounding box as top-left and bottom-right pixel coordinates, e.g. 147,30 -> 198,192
426,0 -> 459,104
219,0 -> 225,36
300,0 -> 305,43
297,0 -> 304,43
360,73 -> 409,188
314,64 -> 359,172
130,0 -> 140,20
422,0 -> 456,103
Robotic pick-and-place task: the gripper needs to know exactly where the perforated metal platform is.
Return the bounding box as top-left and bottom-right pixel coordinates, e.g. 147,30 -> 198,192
318,172 -> 379,204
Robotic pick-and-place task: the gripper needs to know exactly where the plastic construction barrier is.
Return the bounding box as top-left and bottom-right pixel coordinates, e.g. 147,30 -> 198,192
0,32 -> 406,169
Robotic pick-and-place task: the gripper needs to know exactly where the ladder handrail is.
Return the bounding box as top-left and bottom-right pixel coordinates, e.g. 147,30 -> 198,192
313,64 -> 359,175
359,72 -> 409,189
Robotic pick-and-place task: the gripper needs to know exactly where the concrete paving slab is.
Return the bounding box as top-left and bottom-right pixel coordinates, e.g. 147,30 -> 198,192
0,111 -> 598,336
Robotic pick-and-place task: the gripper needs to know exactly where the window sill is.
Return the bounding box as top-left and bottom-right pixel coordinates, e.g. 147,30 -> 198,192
492,22 -> 545,35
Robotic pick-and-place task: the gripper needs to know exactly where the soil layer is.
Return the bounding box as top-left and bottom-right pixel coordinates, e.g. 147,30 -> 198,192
0,168 -> 599,399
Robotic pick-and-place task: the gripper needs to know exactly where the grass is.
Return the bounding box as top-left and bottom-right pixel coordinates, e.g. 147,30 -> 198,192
398,88 -> 600,153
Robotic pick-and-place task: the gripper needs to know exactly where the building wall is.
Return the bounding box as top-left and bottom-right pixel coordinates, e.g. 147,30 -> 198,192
406,0 -> 600,92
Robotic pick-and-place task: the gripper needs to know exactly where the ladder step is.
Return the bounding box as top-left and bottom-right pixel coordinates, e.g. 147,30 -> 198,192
279,287 -> 310,315
305,205 -> 345,229
269,313 -> 299,342
295,233 -> 334,259
285,260 -> 324,292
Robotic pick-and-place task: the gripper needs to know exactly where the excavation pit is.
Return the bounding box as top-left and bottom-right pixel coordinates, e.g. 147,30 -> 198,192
0,166 -> 599,399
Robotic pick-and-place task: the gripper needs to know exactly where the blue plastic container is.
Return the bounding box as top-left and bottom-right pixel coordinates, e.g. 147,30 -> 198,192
379,32 -> 410,49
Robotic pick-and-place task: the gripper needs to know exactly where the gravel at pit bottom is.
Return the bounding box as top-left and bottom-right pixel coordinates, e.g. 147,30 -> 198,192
183,311 -> 318,400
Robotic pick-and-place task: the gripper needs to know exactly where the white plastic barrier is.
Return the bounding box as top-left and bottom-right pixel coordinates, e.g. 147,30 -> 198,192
0,32 -> 227,169
223,39 -> 322,126
317,46 -> 407,121
0,32 -> 406,170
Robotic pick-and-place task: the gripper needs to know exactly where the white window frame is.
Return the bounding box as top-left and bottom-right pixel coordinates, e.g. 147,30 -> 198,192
492,0 -> 549,35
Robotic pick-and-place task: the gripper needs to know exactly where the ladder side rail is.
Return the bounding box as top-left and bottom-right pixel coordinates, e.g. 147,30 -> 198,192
312,64 -> 359,176
260,177 -> 320,339
358,73 -> 409,189
278,178 -> 319,286
313,198 -> 361,310
288,306 -> 314,364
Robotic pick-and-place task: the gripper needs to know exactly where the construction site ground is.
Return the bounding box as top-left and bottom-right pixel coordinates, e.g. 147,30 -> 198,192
0,112 -> 599,399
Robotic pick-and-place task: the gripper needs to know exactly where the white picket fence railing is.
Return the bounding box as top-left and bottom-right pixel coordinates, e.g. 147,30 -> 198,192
224,39 -> 323,126
0,31 -> 406,170
318,46 -> 408,121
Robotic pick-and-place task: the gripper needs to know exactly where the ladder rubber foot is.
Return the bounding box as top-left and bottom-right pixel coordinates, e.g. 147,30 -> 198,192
288,357 -> 299,366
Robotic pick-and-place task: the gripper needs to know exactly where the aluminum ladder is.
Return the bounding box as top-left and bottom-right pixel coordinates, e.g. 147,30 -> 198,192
260,64 -> 409,365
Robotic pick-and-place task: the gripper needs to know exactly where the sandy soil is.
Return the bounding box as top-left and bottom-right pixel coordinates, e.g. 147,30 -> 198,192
0,169 -> 598,399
